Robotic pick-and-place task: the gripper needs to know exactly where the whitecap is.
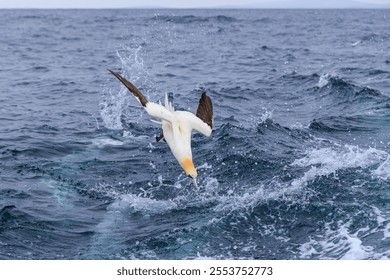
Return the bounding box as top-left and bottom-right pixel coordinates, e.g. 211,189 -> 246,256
291,145 -> 388,188
351,40 -> 361,47
316,73 -> 336,88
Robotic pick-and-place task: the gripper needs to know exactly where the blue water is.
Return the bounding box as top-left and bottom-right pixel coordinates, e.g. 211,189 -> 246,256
0,9 -> 389,260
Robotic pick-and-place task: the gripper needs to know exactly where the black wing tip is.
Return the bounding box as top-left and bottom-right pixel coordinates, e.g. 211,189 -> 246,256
199,89 -> 212,105
108,69 -> 122,81
108,68 -> 148,107
108,69 -> 117,75
108,69 -> 123,80
202,92 -> 210,102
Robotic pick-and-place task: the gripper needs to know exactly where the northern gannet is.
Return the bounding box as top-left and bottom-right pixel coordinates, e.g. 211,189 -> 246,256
109,70 -> 213,186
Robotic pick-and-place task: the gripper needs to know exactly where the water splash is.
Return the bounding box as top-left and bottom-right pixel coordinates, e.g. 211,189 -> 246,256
100,46 -> 154,130
316,73 -> 335,88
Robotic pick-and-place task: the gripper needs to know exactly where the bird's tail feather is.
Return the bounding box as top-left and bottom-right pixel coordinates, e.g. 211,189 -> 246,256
164,93 -> 175,112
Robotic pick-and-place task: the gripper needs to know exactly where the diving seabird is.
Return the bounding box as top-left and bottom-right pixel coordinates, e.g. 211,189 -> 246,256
109,70 -> 213,186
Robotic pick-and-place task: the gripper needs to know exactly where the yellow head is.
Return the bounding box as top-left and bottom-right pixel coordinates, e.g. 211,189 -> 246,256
180,157 -> 198,179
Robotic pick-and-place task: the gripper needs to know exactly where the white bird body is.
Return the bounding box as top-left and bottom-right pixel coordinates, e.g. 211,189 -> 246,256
109,70 -> 213,183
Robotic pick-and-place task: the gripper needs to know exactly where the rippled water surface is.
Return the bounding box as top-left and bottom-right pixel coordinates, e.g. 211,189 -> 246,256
0,9 -> 390,259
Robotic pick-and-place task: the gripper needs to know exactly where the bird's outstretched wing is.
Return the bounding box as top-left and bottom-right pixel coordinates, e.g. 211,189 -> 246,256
109,70 -> 148,107
177,91 -> 213,137
109,69 -> 174,124
196,90 -> 213,129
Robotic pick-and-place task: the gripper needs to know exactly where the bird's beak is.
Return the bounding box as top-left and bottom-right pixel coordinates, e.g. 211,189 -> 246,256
191,176 -> 198,189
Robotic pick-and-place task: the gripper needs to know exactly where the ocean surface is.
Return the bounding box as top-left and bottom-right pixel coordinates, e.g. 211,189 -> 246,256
0,9 -> 389,260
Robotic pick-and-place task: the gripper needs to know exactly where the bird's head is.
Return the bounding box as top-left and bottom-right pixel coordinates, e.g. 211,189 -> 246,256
181,158 -> 198,187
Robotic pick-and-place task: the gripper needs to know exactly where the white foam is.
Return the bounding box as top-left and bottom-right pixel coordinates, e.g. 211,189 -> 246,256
213,186 -> 266,213
290,122 -> 307,130
91,138 -> 123,147
194,252 -> 217,260
109,193 -> 178,215
244,109 -> 274,129
149,162 -> 156,169
197,162 -> 212,170
254,109 -> 273,125
259,109 -> 273,123
371,206 -> 390,240
90,183 -> 122,199
317,73 -> 337,88
339,225 -> 372,260
372,155 -> 390,180
351,40 -> 361,47
291,145 -> 389,188
210,178 -> 299,216
384,223 -> 390,239
299,221 -> 373,260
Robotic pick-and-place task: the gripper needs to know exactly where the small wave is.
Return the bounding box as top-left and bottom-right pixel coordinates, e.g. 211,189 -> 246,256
316,73 -> 336,88
324,76 -> 354,91
311,74 -> 387,120
60,36 -> 81,41
291,145 -> 389,187
0,205 -> 16,222
361,33 -> 385,42
28,66 -> 49,72
309,116 -> 376,132
253,17 -> 274,24
320,76 -> 383,99
214,15 -> 237,22
18,14 -> 41,20
151,14 -> 237,24
367,68 -> 389,76
280,72 -> 319,87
